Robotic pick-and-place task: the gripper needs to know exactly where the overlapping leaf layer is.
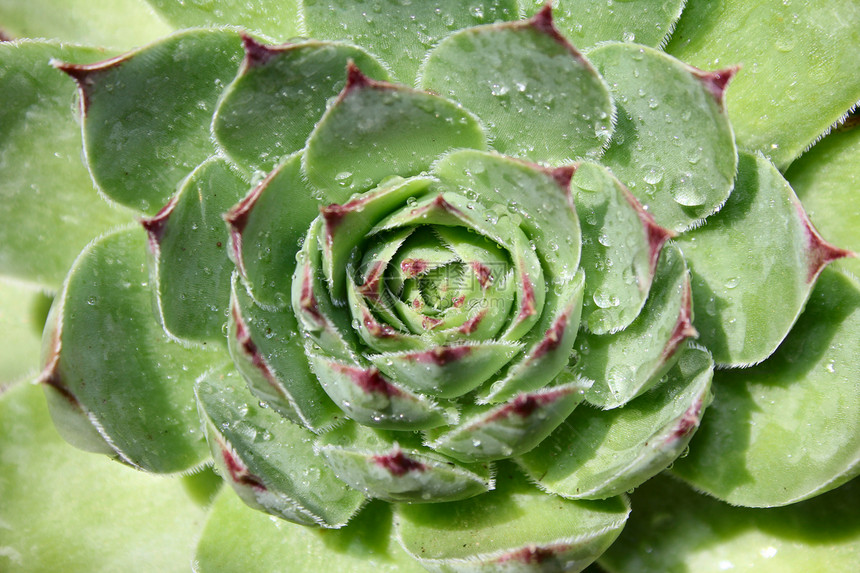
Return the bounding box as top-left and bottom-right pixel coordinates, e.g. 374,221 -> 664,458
1,1 -> 858,572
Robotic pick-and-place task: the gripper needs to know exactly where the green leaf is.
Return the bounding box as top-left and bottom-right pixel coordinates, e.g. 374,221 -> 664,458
145,0 -> 301,41
369,342 -> 523,399
396,467 -> 630,572
588,42 -> 738,232
0,280 -> 47,388
0,382 -> 208,573
569,162 -> 671,334
672,267 -> 860,507
666,0 -> 860,168
420,7 -> 614,165
427,381 -> 589,463
144,157 -> 249,343
0,42 -> 132,289
316,423 -> 493,503
41,227 -> 220,473
522,0 -> 686,49
306,351 -> 453,431
304,65 -> 486,197
302,0 -> 519,84
229,273 -> 343,432
578,243 -> 696,409
518,345 -> 713,500
0,0 -> 172,49
786,122 -> 860,256
599,474 -> 860,573
677,152 -> 849,366
60,29 -> 243,214
227,153 -> 321,310
214,38 -> 389,172
196,363 -> 365,527
195,493 -> 425,572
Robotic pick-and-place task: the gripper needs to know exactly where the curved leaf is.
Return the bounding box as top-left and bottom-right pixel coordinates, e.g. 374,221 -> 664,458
143,157 -> 249,343
41,227 -> 220,473
666,0 -> 860,168
0,42 -> 131,288
396,468 -> 629,573
522,0 -> 686,49
672,267 -> 860,507
420,7 -> 614,165
678,152 -> 850,366
303,0 -> 519,84
195,493 -> 425,572
304,65 -> 485,197
0,382 -> 208,573
58,29 -> 243,214
214,38 -> 389,172
145,0 -> 301,41
0,0 -> 172,49
600,474 -> 860,573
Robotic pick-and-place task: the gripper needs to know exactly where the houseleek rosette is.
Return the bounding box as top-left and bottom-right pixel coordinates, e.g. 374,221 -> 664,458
2,1 -> 859,572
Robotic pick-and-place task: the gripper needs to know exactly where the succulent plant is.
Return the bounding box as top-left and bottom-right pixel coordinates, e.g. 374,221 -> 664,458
1,1 -> 859,572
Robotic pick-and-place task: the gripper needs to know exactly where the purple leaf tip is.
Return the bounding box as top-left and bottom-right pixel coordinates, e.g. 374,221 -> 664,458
344,60 -> 374,94
141,195 -> 178,255
52,54 -> 128,114
690,65 -> 740,110
241,33 -> 280,68
795,202 -> 854,282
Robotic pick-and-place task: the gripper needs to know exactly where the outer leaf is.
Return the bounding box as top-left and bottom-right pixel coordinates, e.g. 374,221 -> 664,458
40,228 -> 219,473
303,0 -> 519,84
666,0 -> 860,168
0,382 -> 208,573
0,42 -> 131,288
420,7 -> 614,165
396,467 -> 630,573
196,364 -> 365,528
145,0 -> 301,41
0,280 -> 47,388
677,152 -> 850,366
786,122 -> 860,258
522,0 -> 686,49
213,37 -> 389,172
600,474 -> 860,573
672,267 -> 860,507
0,0 -> 172,49
517,344 -> 713,500
304,65 -> 485,197
589,42 -> 737,232
143,157 -> 249,342
195,493 -> 425,573
57,29 -> 243,214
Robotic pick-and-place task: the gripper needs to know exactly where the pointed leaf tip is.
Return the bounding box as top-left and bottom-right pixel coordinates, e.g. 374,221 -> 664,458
689,65 -> 740,110
140,195 -> 179,255
547,164 -> 578,191
662,279 -> 698,361
217,436 -> 269,491
344,60 -> 375,94
51,55 -> 128,113
797,202 -> 855,282
224,177 -> 268,279
371,450 -> 428,477
527,2 -> 588,63
624,186 -> 676,274
240,33 -> 280,67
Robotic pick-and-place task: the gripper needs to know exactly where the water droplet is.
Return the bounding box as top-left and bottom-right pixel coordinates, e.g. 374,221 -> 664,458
725,277 -> 740,289
643,165 -> 664,185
